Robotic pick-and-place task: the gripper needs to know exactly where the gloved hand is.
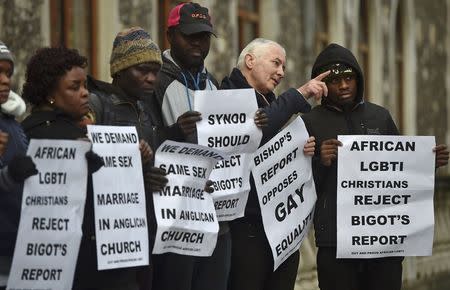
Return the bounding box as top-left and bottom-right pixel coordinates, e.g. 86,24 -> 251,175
85,150 -> 104,174
144,166 -> 168,192
8,155 -> 38,182
204,180 -> 214,194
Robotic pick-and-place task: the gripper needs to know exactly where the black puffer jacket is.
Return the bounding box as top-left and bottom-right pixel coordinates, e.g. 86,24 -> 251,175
0,112 -> 28,256
221,68 -> 312,220
302,43 -> 399,247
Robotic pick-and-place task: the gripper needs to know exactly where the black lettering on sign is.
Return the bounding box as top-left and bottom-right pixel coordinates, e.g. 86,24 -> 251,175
26,243 -> 67,256
38,172 -> 67,184
260,147 -> 298,185
100,240 -> 142,255
207,113 -> 246,125
161,208 -> 176,219
21,268 -> 63,281
90,132 -> 104,143
31,217 -> 69,231
213,177 -> 242,191
350,141 -> 415,151
360,161 -> 404,171
214,198 -> 239,210
274,183 -> 305,222
262,170 -> 298,205
104,132 -> 138,144
354,194 -> 411,205
207,135 -> 250,148
352,235 -> 407,245
254,132 -> 292,166
351,214 -> 410,226
160,164 -> 191,176
160,144 -> 179,153
161,230 -> 204,244
34,147 -> 76,159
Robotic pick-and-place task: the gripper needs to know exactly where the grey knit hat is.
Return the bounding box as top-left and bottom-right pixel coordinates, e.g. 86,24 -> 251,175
0,41 -> 14,73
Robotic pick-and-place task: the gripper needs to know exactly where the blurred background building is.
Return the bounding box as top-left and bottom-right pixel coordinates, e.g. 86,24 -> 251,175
0,0 -> 449,289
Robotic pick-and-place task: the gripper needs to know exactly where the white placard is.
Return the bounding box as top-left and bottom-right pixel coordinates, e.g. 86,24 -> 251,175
7,139 -> 90,290
152,140 -> 224,256
87,125 -> 148,270
251,118 -> 316,271
195,89 -> 262,220
195,88 -> 262,154
209,153 -> 251,221
337,135 -> 436,258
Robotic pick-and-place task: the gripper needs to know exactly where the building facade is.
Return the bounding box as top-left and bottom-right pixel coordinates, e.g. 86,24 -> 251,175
1,0 -> 449,289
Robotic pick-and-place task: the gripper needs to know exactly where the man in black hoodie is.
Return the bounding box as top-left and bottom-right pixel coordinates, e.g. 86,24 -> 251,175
302,43 -> 449,290
222,38 -> 329,290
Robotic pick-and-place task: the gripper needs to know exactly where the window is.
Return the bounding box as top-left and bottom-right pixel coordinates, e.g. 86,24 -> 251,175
238,0 -> 260,52
50,0 -> 98,77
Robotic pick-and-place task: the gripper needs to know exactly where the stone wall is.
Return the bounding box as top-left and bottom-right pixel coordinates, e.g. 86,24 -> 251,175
0,0 -> 44,92
414,0 -> 448,144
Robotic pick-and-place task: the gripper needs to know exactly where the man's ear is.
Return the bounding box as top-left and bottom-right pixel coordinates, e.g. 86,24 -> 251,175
244,53 -> 255,69
167,29 -> 173,45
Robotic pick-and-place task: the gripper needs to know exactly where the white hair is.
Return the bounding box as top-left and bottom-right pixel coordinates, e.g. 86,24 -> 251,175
236,38 -> 286,69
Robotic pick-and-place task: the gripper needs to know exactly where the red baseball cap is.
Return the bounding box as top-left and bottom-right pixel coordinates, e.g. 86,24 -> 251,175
167,2 -> 215,36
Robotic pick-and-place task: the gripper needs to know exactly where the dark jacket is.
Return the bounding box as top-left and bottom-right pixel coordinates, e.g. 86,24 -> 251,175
221,67 -> 312,220
0,112 -> 28,256
22,109 -> 137,289
88,76 -> 168,151
302,43 -> 399,247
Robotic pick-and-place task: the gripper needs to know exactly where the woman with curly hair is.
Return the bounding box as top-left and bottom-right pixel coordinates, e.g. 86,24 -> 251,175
21,47 -> 139,290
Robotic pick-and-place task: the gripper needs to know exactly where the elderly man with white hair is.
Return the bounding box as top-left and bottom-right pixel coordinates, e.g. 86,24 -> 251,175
221,38 -> 329,290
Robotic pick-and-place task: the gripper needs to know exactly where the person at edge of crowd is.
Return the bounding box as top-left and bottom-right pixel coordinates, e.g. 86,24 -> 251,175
301,43 -> 449,290
0,40 -> 38,290
87,27 -> 175,290
151,3 -> 263,290
221,38 -> 329,290
19,47 -> 141,290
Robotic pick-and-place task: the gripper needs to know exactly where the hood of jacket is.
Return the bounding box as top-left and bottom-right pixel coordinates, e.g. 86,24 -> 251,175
311,43 -> 364,106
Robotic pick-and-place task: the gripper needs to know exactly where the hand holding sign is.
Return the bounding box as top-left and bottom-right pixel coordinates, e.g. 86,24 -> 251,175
177,110 -> 202,137
303,136 -> 316,156
8,155 -> 38,182
433,144 -> 449,168
320,138 -> 342,166
0,130 -> 8,156
254,109 -> 268,128
139,139 -> 153,165
145,166 -> 168,192
297,70 -> 330,101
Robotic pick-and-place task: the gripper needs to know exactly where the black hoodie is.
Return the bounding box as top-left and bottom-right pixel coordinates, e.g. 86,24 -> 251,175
302,43 -> 399,247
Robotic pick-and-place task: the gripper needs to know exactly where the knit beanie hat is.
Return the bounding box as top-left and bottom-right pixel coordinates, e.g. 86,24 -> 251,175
110,27 -> 162,77
0,41 -> 14,73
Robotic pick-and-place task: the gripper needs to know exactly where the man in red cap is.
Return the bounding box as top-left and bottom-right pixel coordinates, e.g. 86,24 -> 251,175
152,3 -> 230,290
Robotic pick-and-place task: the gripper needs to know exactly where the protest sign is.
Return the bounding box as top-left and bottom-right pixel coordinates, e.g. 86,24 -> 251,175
209,153 -> 251,221
195,89 -> 262,220
7,139 -> 90,290
195,88 -> 262,154
87,125 -> 148,270
152,140 -> 224,256
337,135 -> 435,258
251,118 -> 316,270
